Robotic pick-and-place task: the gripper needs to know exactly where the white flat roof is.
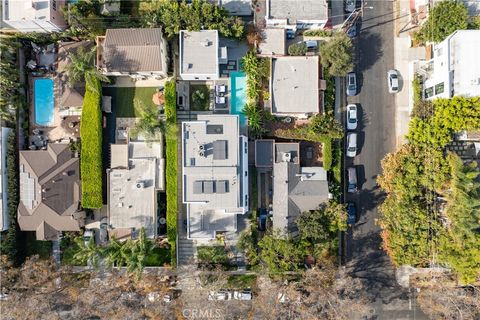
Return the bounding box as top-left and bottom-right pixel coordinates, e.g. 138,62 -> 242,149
271,56 -> 320,114
179,30 -> 219,77
3,0 -> 51,21
449,30 -> 480,97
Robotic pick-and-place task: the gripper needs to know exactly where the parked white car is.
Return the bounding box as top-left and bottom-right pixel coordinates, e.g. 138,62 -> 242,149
346,72 -> 357,96
346,132 -> 358,158
233,289 -> 252,300
346,104 -> 358,130
208,290 -> 231,301
387,69 -> 399,93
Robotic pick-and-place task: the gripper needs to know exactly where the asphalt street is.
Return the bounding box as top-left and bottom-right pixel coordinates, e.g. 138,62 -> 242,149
344,1 -> 427,319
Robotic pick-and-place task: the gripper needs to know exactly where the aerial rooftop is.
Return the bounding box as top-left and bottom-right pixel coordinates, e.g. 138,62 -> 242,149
267,0 -> 328,23
179,30 -> 219,80
270,56 -> 320,116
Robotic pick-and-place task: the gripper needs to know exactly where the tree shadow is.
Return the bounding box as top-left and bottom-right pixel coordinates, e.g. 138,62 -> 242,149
357,31 -> 383,73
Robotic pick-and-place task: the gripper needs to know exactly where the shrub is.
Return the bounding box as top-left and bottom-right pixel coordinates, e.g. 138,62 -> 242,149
322,138 -> 332,170
304,29 -> 334,37
319,33 -> 353,76
197,246 -> 229,266
164,80 -> 177,266
80,78 -> 103,208
412,74 -> 423,106
288,42 -> 307,56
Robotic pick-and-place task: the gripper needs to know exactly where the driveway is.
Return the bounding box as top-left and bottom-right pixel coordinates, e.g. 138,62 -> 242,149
344,1 -> 427,318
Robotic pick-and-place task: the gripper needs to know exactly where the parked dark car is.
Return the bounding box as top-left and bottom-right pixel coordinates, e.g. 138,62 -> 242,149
347,202 -> 357,225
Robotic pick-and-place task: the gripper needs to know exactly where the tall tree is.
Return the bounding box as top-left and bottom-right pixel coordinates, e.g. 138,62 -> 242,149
130,99 -> 172,140
65,46 -> 109,88
416,0 -> 468,43
73,237 -> 102,267
319,33 -> 353,76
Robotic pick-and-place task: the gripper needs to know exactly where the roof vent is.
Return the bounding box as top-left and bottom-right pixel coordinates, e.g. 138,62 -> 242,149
282,152 -> 291,162
136,181 -> 145,189
199,150 -> 205,157
201,39 -> 212,47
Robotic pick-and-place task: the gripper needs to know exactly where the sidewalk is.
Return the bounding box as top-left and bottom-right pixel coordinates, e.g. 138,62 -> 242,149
393,0 -> 425,148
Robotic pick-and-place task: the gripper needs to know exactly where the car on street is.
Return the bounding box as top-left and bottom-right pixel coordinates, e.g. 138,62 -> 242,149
347,202 -> 357,225
346,104 -> 358,130
346,132 -> 358,158
346,72 -> 357,96
286,29 -> 296,39
347,167 -> 358,193
233,289 -> 252,300
345,0 -> 356,12
387,69 -> 399,93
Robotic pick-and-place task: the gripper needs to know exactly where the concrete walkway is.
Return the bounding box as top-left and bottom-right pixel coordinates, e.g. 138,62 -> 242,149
393,0 -> 425,148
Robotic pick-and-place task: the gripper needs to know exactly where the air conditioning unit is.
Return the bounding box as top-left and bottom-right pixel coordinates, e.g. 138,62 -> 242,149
282,152 -> 291,162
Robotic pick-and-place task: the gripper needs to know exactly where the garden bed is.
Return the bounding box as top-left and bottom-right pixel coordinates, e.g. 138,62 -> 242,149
189,84 -> 211,111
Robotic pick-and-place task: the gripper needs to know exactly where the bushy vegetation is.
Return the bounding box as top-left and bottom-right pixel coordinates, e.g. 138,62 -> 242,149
140,0 -> 244,39
414,0 -> 468,43
80,78 -> 103,208
197,246 -> 229,266
319,33 -> 353,76
0,37 -> 21,122
322,138 -> 332,170
288,42 -> 307,56
304,29 -> 334,37
378,97 -> 480,283
275,114 -> 344,143
164,81 -> 177,266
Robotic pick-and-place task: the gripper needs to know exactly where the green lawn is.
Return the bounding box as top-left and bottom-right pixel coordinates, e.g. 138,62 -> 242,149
227,274 -> 257,289
189,84 -> 211,111
103,87 -> 159,117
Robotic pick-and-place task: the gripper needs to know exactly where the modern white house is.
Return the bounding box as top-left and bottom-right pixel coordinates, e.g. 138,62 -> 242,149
179,30 -> 225,81
107,135 -> 165,240
416,30 -> 480,100
269,56 -> 321,118
0,127 -> 12,232
265,0 -> 329,30
182,115 -> 248,239
96,28 -> 169,79
2,0 -> 67,33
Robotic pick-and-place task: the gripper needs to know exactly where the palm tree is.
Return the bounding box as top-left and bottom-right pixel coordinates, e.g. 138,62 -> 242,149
103,237 -> 126,267
73,237 -> 101,267
64,46 -> 109,88
130,99 -> 174,140
243,103 -> 265,138
123,228 -> 154,279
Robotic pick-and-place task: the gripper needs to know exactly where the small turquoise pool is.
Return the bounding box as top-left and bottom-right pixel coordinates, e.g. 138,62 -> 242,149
229,71 -> 247,126
34,78 -> 54,127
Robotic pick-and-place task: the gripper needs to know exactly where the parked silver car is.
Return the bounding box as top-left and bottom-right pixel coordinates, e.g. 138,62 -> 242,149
346,104 -> 358,130
347,167 -> 358,193
346,132 -> 358,158
346,72 -> 357,96
345,0 -> 356,12
387,69 -> 399,93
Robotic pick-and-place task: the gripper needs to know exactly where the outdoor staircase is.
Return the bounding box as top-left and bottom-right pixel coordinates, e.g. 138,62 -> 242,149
177,238 -> 197,266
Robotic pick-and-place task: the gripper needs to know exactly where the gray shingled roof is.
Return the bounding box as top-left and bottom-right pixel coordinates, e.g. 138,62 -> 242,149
18,144 -> 82,240
103,28 -> 165,73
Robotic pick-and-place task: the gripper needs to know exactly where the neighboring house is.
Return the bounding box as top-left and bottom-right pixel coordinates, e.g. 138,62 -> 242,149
416,30 -> 480,100
258,28 -> 286,56
182,115 -> 248,239
97,28 -> 169,79
0,127 -> 12,232
269,56 -> 321,118
265,0 -> 329,30
17,143 -> 85,241
2,0 -> 67,32
448,130 -> 480,160
255,140 -> 330,234
179,30 -> 224,81
107,135 -> 165,240
213,0 -> 252,16
56,41 -> 93,117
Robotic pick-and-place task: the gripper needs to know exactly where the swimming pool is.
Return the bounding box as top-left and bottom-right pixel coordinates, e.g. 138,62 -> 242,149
34,78 -> 55,127
229,71 -> 247,126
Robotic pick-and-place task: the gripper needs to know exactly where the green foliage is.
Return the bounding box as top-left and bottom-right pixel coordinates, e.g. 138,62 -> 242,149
324,76 -> 336,113
197,246 -> 229,266
226,274 -> 257,289
416,0 -> 468,43
412,74 -> 423,106
103,87 -> 158,118
439,156 -> 480,284
296,201 -> 347,244
190,85 -> 210,111
130,99 -> 172,140
0,37 -> 21,122
242,50 -> 260,103
65,46 -> 109,88
80,78 -> 103,208
304,29 -> 334,37
288,42 -> 307,56
243,103 -> 266,138
258,230 -> 306,275
319,33 -> 353,76
164,81 -> 177,266
275,114 -> 344,143
73,237 -> 101,267
468,16 -> 480,29
141,0 -> 244,39
322,138 -> 332,170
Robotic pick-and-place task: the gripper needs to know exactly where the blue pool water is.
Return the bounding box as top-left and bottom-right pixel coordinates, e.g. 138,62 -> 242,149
34,78 -> 55,126
229,71 -> 247,126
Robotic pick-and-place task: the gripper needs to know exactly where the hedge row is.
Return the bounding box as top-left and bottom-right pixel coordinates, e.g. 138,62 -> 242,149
164,80 -> 177,266
322,138 -> 332,171
80,78 -> 103,208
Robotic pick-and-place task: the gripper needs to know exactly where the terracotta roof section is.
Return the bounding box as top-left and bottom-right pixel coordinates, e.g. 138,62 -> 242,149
18,144 -> 83,240
102,28 -> 165,73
